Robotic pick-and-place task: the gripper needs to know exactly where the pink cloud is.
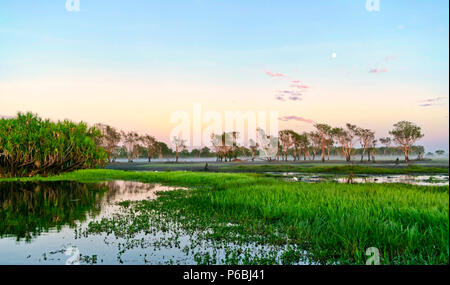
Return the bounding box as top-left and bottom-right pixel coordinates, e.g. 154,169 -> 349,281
291,84 -> 309,89
291,80 -> 301,83
369,68 -> 387,73
278,116 -> 314,124
265,71 -> 285,77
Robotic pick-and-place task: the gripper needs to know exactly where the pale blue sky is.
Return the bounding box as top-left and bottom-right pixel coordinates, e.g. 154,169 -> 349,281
1,1 -> 449,150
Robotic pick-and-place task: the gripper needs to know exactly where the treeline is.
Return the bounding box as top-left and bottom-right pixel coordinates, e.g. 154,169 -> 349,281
0,113 -> 436,179
81,120 -> 431,163
274,121 -> 425,163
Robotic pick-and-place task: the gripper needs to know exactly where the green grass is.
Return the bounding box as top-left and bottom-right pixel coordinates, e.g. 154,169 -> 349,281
1,169 -> 448,264
221,164 -> 449,174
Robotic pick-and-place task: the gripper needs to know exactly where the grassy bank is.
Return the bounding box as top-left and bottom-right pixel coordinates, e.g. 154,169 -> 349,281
221,164 -> 449,174
1,169 -> 448,264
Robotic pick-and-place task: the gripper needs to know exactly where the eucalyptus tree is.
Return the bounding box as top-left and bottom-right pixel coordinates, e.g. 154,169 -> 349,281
332,123 -> 359,162
279,130 -> 294,161
211,132 -> 232,162
298,132 -> 311,160
379,137 -> 392,155
314,123 -> 333,162
95,123 -> 121,163
248,139 -> 259,162
122,131 -> 140,162
256,128 -> 278,161
357,128 -> 375,162
308,131 -> 321,160
172,136 -> 187,163
288,130 -> 302,161
141,135 -> 159,162
368,139 -> 377,162
389,121 -> 424,162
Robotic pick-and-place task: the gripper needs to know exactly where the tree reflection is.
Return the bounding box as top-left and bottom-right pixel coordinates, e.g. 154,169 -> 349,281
0,181 -> 107,242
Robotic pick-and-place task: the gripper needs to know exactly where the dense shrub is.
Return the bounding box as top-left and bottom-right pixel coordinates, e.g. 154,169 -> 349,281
0,112 -> 107,177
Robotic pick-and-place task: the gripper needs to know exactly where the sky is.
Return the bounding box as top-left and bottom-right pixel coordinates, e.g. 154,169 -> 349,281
0,0 -> 448,151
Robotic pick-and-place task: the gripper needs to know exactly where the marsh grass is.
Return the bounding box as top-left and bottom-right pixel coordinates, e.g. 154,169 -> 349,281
3,169 -> 448,264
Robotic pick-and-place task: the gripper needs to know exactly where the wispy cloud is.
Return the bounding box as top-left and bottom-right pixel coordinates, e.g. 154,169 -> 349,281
422,97 -> 445,103
278,115 -> 314,124
369,68 -> 387,73
264,69 -> 310,102
419,97 -> 446,107
265,70 -> 285,77
290,84 -> 309,89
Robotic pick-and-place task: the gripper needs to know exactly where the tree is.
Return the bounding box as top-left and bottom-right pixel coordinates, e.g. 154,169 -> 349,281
308,131 -> 321,160
121,131 -> 140,162
332,123 -> 359,162
357,128 -> 375,162
379,137 -> 392,155
369,139 -> 377,162
191,148 -> 201,157
172,136 -> 186,163
288,130 -> 303,161
200,146 -> 212,157
314,124 -> 332,163
256,128 -> 278,161
95,124 -> 121,163
248,139 -> 259,162
211,132 -> 232,162
435,150 -> 446,156
141,135 -> 159,162
279,130 -> 293,161
297,132 -> 310,160
389,121 -> 424,162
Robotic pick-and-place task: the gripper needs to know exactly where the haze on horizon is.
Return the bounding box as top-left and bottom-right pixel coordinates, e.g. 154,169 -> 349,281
0,0 -> 448,151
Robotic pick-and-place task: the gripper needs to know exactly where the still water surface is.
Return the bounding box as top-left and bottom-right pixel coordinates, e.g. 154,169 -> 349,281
0,180 -> 307,265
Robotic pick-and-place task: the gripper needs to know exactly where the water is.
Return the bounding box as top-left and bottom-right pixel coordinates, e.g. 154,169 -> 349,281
269,173 -> 449,186
0,180 -> 310,265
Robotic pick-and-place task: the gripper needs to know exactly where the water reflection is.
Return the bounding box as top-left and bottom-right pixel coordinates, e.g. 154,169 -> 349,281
0,180 -> 198,264
0,181 -> 106,242
102,181 -> 188,203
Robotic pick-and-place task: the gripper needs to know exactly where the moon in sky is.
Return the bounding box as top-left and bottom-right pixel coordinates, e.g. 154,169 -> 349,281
331,52 -> 337,58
